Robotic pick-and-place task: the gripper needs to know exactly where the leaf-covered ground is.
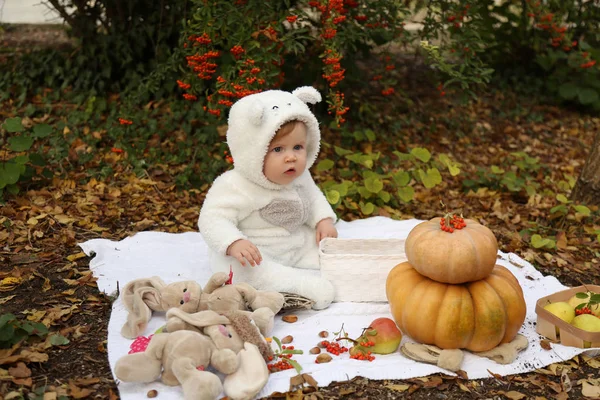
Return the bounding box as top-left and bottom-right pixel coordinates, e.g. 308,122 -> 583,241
2,25 -> 600,400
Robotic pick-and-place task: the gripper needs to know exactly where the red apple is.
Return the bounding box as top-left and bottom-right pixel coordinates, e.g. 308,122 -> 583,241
350,317 -> 402,355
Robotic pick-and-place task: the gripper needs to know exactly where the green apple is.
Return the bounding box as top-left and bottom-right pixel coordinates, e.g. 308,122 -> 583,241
571,314 -> 600,332
567,292 -> 600,316
543,301 -> 575,324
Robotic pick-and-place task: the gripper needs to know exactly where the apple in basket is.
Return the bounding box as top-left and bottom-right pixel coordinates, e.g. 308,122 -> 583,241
349,317 -> 402,356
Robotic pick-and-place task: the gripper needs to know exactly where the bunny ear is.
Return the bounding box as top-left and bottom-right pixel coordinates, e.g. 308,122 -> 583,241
234,282 -> 259,305
166,309 -> 230,328
292,86 -> 321,104
204,272 -> 229,294
120,277 -> 166,339
121,277 -> 166,311
248,99 -> 265,126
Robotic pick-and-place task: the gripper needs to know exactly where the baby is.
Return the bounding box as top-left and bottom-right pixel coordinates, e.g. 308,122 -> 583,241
198,87 -> 338,309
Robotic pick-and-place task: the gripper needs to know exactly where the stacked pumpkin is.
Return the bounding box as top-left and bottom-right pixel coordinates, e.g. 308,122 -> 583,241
386,215 -> 527,352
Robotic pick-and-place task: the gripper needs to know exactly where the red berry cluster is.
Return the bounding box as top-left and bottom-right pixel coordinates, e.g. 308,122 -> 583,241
575,307 -> 593,316
350,351 -> 375,362
320,340 -> 348,356
440,214 -> 466,233
267,345 -> 296,373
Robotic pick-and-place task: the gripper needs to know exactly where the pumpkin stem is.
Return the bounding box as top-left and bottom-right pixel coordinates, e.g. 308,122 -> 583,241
440,213 -> 466,233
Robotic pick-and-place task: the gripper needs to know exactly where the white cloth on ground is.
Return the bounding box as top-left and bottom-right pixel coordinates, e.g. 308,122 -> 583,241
79,217 -> 598,400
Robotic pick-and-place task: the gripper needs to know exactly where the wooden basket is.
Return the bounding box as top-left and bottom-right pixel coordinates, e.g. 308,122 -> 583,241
319,238 -> 407,302
535,285 -> 600,348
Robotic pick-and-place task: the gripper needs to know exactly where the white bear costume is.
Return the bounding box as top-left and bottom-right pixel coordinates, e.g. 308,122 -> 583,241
198,87 -> 337,309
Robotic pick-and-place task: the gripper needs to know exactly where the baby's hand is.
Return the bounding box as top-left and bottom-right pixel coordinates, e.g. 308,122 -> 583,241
316,218 -> 338,245
226,239 -> 262,267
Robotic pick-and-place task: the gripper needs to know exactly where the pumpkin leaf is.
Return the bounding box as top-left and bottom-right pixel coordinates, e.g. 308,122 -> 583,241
422,168 -> 442,189
334,146 -> 353,156
360,202 -> 375,215
410,147 -> 431,163
316,159 -> 334,172
3,117 -> 24,133
392,170 -> 410,187
364,177 -> 383,193
556,194 -> 570,204
325,190 -> 340,204
573,205 -> 591,216
531,234 -> 555,249
378,190 -> 391,203
397,186 -> 414,203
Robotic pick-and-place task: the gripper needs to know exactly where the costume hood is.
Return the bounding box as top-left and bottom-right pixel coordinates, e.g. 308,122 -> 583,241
226,86 -> 322,190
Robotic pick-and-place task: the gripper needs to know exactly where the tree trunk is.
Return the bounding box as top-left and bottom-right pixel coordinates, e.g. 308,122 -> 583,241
571,130 -> 600,206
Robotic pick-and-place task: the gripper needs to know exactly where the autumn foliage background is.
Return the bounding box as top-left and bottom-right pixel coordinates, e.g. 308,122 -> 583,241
1,0 -> 600,398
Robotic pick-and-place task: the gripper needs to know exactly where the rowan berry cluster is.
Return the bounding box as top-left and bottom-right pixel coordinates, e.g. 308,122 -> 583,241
350,351 -> 375,361
320,340 -> 349,356
267,345 -> 297,373
575,307 -> 593,316
440,214 -> 466,233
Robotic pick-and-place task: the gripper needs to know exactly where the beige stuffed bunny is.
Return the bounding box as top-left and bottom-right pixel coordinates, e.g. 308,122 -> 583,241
115,309 -> 273,400
121,272 -> 285,339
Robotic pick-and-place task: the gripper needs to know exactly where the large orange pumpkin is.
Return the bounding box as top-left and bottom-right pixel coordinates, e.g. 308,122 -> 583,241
386,262 -> 526,352
405,217 -> 498,284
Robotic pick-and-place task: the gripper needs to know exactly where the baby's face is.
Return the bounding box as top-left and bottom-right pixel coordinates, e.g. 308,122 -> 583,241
263,123 -> 308,185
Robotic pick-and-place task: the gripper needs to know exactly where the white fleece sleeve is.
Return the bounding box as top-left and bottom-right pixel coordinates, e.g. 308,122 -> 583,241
302,173 -> 338,228
198,175 -> 250,256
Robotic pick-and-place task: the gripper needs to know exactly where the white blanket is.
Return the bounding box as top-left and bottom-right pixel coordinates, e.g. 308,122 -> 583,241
79,217 -> 595,400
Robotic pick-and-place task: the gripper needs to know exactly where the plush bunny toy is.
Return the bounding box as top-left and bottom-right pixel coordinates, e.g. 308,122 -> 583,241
115,309 -> 274,400
121,272 -> 284,338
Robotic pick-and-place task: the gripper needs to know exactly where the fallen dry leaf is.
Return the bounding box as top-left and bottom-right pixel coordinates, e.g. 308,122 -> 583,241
582,381 -> 600,398
8,362 -> 31,378
540,339 -> 553,350
386,384 -> 409,392
282,315 -> 298,323
503,390 -> 526,400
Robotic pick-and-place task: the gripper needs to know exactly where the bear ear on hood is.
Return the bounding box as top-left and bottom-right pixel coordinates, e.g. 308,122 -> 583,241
248,99 -> 265,126
292,86 -> 321,104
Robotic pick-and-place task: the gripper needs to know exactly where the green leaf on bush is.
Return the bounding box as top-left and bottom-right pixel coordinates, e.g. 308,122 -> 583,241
13,155 -> 29,165
550,204 -> 568,215
410,148 -> 431,163
6,184 -> 19,195
360,202 -> 375,215
334,146 -> 352,156
397,186 -> 414,203
558,82 -> 579,100
393,151 -> 413,161
556,194 -> 570,204
378,190 -> 391,202
392,171 -> 410,187
364,129 -> 376,142
29,153 -> 46,166
422,168 -> 442,189
0,162 -> 21,187
3,117 -> 24,133
326,190 -> 340,205
316,159 -> 334,172
364,177 -> 383,193
33,123 -> 53,138
491,165 -> 505,174
578,88 -> 599,105
8,136 -> 34,152
49,334 -> 70,346
573,205 -> 591,216
0,314 -> 16,328
531,234 -> 555,249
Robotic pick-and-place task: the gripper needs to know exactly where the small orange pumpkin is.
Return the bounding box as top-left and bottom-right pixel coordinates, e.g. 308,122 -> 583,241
405,216 -> 498,284
386,262 -> 526,352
